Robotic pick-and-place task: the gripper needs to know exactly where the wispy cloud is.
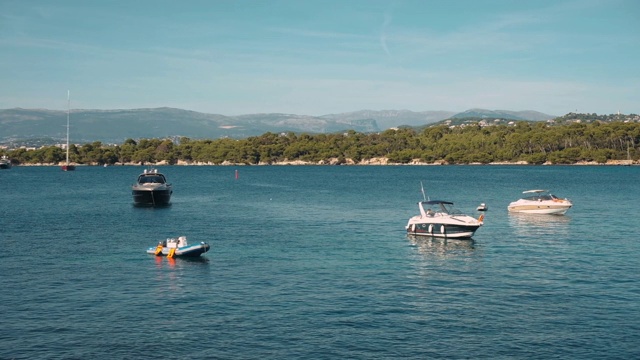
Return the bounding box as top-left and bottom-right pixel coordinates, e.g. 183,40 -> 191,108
379,12 -> 392,56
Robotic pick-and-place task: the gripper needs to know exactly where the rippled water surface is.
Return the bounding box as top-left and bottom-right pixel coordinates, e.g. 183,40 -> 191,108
2,165 -> 639,359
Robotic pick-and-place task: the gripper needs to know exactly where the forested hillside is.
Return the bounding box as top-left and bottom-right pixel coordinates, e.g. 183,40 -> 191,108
3,120 -> 639,166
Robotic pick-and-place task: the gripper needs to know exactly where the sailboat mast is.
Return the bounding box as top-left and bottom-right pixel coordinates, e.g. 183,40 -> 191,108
66,90 -> 70,164
60,90 -> 75,171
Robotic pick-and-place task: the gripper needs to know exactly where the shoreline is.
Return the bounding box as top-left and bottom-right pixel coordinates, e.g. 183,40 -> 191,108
13,158 -> 637,167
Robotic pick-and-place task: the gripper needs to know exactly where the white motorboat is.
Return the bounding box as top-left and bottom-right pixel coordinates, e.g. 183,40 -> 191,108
507,190 -> 572,215
406,200 -> 484,239
147,236 -> 210,258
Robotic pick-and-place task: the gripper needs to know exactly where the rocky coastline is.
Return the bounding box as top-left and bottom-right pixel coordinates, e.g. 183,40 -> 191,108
14,157 -> 637,167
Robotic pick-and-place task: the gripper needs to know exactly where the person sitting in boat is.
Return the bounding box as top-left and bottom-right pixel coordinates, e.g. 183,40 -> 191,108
426,208 -> 435,216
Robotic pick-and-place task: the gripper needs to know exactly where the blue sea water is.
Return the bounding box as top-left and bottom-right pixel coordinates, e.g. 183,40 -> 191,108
1,165 -> 640,359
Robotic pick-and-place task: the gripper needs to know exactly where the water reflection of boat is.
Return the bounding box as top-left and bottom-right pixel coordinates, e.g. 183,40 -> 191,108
407,234 -> 476,258
509,213 -> 571,236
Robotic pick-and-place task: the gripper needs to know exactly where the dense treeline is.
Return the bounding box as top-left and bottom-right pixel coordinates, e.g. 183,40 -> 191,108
2,121 -> 639,165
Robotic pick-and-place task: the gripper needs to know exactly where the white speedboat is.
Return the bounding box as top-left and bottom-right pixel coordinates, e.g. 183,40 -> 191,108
406,200 -> 484,239
507,190 -> 572,215
132,168 -> 173,206
147,236 -> 210,258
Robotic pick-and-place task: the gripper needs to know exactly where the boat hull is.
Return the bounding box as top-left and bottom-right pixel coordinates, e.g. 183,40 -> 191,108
0,163 -> 11,169
508,203 -> 571,215
146,243 -> 210,257
132,188 -> 172,206
406,221 -> 480,239
61,164 -> 75,171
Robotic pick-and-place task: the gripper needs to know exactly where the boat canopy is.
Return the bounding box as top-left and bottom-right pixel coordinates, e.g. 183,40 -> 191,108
522,189 -> 547,194
421,200 -> 454,205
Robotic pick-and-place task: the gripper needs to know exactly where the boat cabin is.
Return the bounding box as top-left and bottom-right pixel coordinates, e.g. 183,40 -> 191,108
137,168 -> 167,184
138,174 -> 166,184
522,193 -> 560,202
418,200 -> 455,217
160,236 -> 188,248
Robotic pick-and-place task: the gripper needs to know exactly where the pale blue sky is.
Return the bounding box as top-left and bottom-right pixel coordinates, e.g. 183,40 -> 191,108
1,0 -> 638,116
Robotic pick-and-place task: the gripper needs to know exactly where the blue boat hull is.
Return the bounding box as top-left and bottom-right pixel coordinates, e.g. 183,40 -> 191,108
147,242 -> 210,257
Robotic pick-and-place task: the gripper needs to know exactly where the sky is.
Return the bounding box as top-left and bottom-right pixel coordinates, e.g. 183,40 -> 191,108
1,0 -> 638,117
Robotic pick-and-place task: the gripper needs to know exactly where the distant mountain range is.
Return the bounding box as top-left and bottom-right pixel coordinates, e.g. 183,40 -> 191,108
0,107 -> 555,145
451,109 -> 554,121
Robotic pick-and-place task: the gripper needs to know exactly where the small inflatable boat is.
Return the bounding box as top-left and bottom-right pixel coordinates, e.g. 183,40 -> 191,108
147,236 -> 210,258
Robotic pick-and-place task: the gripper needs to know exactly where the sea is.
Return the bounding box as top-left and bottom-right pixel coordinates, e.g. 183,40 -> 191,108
1,165 -> 639,359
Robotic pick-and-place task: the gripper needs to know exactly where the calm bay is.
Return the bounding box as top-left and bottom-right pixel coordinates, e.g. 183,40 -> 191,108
2,165 -> 639,359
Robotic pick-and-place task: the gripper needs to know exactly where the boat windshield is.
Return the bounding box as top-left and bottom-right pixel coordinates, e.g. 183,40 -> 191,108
438,202 -> 452,213
523,194 -> 555,201
139,175 -> 165,184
